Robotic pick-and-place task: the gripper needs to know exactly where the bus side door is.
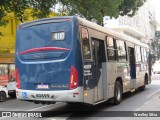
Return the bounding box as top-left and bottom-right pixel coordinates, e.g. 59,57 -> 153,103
128,47 -> 136,88
92,39 -> 106,102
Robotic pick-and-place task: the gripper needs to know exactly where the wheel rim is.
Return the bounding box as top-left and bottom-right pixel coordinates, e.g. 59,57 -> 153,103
116,85 -> 121,101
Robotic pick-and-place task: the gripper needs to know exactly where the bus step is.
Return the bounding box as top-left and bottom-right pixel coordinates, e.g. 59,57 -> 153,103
130,89 -> 135,93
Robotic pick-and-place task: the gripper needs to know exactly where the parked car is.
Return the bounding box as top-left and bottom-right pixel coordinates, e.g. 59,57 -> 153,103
0,85 -> 8,102
152,61 -> 160,74
6,77 -> 16,98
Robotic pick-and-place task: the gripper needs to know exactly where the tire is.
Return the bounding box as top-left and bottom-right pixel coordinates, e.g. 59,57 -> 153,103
140,85 -> 145,91
0,91 -> 6,102
113,81 -> 122,105
139,75 -> 148,91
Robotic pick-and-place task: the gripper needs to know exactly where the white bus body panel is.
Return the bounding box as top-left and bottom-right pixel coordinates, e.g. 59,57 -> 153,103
16,87 -> 84,102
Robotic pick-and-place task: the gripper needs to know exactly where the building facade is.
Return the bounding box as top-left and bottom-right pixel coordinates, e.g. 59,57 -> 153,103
104,0 -> 160,47
0,10 -> 59,86
0,13 -> 17,86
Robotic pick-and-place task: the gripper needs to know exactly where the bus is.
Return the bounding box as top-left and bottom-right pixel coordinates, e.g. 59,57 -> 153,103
15,16 -> 152,105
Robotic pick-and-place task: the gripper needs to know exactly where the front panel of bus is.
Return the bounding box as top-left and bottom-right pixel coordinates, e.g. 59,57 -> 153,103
15,17 -> 83,103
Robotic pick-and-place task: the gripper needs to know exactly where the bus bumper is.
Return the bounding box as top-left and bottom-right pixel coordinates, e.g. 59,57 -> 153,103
16,87 -> 84,103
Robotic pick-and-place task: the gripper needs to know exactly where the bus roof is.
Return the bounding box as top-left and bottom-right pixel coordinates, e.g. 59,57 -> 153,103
18,16 -> 149,49
17,16 -> 75,29
77,17 -> 149,49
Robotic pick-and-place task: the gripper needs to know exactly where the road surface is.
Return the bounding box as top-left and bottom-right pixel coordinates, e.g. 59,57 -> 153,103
0,74 -> 160,120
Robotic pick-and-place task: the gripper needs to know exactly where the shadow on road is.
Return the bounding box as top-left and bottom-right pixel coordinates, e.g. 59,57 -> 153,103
39,88 -> 153,119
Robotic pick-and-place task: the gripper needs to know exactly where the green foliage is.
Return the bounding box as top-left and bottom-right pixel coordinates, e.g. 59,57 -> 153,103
118,0 -> 147,17
0,0 -> 147,27
59,0 -> 146,25
155,31 -> 160,58
59,0 -> 123,25
0,0 -> 57,23
30,0 -> 57,19
155,31 -> 160,38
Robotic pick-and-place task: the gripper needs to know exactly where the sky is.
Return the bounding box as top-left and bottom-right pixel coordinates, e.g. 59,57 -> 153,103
151,0 -> 160,21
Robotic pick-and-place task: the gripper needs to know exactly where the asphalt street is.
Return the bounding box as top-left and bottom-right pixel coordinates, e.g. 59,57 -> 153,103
0,74 -> 160,120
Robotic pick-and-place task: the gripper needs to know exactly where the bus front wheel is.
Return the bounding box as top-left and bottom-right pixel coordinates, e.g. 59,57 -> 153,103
113,81 -> 122,105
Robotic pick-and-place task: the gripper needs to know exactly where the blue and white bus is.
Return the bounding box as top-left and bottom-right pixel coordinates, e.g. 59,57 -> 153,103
16,16 -> 152,105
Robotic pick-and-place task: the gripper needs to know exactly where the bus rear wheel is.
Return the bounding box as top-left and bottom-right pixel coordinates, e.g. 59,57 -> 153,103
113,81 -> 122,105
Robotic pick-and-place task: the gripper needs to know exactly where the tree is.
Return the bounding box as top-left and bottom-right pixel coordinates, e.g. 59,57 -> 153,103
59,0 -> 123,25
155,31 -> 160,59
118,0 -> 147,17
0,0 -> 57,23
58,0 -> 146,25
0,0 -> 147,27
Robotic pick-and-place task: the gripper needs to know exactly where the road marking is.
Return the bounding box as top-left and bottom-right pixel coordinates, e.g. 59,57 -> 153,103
47,113 -> 72,120
27,102 -> 61,111
135,108 -> 140,111
144,101 -> 150,105
134,98 -> 153,111
147,89 -> 160,98
27,104 -> 53,111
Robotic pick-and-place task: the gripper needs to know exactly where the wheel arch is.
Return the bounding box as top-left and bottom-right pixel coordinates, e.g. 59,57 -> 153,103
116,77 -> 123,93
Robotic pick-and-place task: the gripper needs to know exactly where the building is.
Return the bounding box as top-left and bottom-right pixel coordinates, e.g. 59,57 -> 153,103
0,10 -> 59,86
0,13 -> 18,86
104,0 -> 160,48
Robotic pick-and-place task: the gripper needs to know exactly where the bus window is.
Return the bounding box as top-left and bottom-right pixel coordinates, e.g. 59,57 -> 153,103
92,38 -> 106,68
81,28 -> 91,60
141,48 -> 147,62
106,37 -> 116,61
141,48 -> 144,62
135,46 -> 142,62
144,49 -> 147,62
116,40 -> 127,61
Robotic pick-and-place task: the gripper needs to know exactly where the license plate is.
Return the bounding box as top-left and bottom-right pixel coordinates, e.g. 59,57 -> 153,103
37,84 -> 49,89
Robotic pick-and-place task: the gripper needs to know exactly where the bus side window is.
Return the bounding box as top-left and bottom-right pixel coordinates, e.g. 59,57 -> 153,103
116,40 -> 127,61
92,41 -> 96,66
81,27 -> 91,60
106,36 -> 116,61
135,46 -> 142,62
141,48 -> 147,62
92,38 -> 106,68
144,49 -> 147,62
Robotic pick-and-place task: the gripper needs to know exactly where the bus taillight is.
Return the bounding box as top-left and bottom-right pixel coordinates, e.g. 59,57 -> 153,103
16,68 -> 21,89
69,66 -> 78,89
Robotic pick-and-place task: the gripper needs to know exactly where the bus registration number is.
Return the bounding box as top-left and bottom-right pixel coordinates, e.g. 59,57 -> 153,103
37,84 -> 49,89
